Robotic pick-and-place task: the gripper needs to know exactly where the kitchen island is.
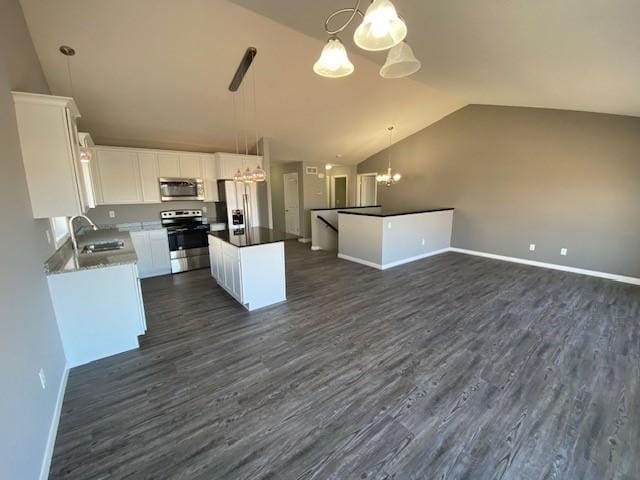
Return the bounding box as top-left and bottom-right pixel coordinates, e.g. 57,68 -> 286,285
208,228 -> 297,311
338,208 -> 454,269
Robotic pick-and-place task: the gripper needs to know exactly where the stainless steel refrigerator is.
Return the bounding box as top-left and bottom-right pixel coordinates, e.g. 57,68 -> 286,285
216,180 -> 269,230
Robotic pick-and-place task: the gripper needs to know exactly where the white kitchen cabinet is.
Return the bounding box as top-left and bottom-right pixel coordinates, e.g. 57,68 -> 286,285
214,152 -> 262,180
157,152 -> 180,177
130,229 -> 171,278
179,154 -> 203,178
138,152 -> 160,202
203,154 -> 218,201
47,262 -> 145,368
94,149 -> 142,204
12,92 -> 90,218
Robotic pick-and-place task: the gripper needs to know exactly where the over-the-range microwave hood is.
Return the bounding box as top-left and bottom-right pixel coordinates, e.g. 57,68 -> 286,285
159,177 -> 205,202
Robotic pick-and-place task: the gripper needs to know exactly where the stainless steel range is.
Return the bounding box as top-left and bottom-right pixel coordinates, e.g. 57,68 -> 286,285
160,210 -> 210,274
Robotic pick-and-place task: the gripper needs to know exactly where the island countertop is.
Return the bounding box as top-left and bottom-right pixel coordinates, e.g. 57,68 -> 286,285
337,208 -> 454,217
209,227 -> 298,248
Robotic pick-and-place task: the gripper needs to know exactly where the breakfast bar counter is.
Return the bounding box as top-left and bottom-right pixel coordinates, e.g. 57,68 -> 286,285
337,208 -> 454,269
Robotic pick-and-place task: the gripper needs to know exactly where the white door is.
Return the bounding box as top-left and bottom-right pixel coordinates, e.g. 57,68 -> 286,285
283,172 -> 300,235
358,173 -> 377,206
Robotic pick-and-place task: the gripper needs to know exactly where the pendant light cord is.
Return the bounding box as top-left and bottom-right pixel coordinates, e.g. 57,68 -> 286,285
65,56 -> 75,100
252,50 -> 259,157
233,92 -> 239,155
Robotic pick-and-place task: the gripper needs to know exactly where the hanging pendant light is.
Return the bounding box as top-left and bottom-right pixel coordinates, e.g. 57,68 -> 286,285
60,45 -> 93,162
313,36 -> 354,78
376,126 -> 401,187
353,0 -> 407,52
380,41 -> 421,78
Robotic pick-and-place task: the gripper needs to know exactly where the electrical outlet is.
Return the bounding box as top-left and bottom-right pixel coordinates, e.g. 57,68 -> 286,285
560,248 -> 568,256
421,238 -> 425,246
38,368 -> 46,390
45,230 -> 52,245
108,210 -> 115,218
529,243 -> 536,251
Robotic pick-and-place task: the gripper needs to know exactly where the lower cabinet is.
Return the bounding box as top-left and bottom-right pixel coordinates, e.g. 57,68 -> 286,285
130,229 -> 171,278
208,234 -> 286,311
47,263 -> 146,368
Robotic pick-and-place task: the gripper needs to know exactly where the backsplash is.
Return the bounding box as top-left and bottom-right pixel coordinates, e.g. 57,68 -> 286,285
88,201 -> 218,225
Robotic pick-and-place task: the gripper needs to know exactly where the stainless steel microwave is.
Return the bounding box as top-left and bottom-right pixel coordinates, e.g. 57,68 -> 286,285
159,178 -> 205,202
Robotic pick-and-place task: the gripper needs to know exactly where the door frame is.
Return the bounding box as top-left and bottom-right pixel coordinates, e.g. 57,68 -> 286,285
283,172 -> 300,235
330,175 -> 348,208
356,172 -> 378,206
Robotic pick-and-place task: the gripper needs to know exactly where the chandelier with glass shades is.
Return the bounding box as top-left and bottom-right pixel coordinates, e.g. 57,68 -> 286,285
313,0 -> 421,79
376,126 -> 402,187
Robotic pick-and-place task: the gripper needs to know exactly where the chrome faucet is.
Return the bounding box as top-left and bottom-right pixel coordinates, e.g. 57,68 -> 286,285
68,215 -> 99,253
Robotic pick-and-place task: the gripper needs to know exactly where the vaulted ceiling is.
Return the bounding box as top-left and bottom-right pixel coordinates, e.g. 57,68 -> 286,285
19,0 -> 640,165
233,0 -> 640,118
18,0 -> 464,165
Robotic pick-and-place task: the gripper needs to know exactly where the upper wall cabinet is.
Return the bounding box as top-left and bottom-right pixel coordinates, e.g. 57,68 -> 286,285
12,92 -> 91,218
157,152 -> 203,178
92,146 -> 219,205
214,153 -> 262,180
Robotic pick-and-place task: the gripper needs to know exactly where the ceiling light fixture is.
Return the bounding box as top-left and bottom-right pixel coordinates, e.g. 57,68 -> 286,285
376,126 -> 401,187
380,41 -> 421,79
314,0 -> 419,79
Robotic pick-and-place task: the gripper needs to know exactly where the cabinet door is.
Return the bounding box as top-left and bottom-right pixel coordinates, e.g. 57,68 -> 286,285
209,243 -> 216,279
148,229 -> 171,274
157,153 -> 180,178
130,231 -> 152,278
231,258 -> 242,301
222,253 -> 233,292
203,155 -> 218,201
138,152 -> 160,203
96,149 -> 142,204
179,154 -> 203,178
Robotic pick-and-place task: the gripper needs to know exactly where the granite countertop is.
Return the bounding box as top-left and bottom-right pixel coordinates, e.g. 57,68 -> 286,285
209,227 -> 298,248
337,208 -> 454,217
45,229 -> 138,276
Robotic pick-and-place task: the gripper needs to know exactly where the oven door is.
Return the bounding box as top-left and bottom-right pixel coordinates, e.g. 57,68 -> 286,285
159,178 -> 204,201
167,228 -> 208,251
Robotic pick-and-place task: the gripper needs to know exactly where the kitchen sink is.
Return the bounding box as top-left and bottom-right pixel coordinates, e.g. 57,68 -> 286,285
81,240 -> 125,254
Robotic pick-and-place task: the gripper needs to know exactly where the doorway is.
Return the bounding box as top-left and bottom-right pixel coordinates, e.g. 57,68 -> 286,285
357,173 -> 377,206
331,175 -> 348,208
283,172 -> 300,235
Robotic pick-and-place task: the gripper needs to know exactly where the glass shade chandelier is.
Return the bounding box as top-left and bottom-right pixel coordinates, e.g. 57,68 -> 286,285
313,0 -> 420,79
376,126 -> 401,187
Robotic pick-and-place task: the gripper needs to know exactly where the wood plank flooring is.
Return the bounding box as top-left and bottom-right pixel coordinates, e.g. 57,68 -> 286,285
49,242 -> 640,479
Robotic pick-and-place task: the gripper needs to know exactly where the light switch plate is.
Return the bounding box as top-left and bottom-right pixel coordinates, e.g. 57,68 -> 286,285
108,210 -> 115,218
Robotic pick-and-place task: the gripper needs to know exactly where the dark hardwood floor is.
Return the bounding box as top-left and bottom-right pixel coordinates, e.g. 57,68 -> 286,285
49,242 -> 640,479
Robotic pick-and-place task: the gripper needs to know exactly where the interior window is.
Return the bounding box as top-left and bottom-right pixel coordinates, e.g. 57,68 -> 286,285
50,216 -> 70,248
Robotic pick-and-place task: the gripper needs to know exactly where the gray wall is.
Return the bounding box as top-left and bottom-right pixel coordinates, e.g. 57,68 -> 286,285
301,162 -> 328,238
88,201 -> 216,226
0,1 -> 68,478
358,105 -> 640,277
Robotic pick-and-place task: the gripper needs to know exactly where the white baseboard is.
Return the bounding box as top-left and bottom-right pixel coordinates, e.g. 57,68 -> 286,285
39,365 -> 69,480
382,248 -> 451,269
338,253 -> 383,269
449,248 -> 640,285
297,238 -> 311,244
310,245 -> 322,251
338,248 -> 450,270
